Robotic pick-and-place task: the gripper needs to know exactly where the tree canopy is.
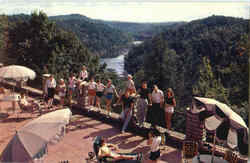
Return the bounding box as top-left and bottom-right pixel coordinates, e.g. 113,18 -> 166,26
5,11 -> 103,84
125,16 -> 249,123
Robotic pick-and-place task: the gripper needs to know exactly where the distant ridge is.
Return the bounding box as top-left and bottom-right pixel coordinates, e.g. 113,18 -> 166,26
5,13 -> 185,58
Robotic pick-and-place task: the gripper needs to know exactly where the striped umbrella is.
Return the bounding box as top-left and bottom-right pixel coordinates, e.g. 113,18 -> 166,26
0,65 -> 36,81
194,97 -> 248,155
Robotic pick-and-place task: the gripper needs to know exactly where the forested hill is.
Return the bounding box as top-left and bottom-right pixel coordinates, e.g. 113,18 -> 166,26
0,12 -> 114,85
5,14 -> 184,58
100,21 -> 186,40
125,15 -> 249,122
50,14 -> 185,57
50,14 -> 133,58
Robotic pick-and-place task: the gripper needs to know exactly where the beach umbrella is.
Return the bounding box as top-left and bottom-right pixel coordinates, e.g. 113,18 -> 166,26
0,65 -> 36,81
194,97 -> 248,155
0,108 -> 72,163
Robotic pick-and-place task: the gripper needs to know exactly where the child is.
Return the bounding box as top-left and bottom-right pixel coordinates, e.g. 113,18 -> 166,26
147,129 -> 162,163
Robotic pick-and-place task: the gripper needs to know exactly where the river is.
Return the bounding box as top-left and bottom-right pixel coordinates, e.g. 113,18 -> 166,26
100,53 -> 126,77
100,41 -> 143,77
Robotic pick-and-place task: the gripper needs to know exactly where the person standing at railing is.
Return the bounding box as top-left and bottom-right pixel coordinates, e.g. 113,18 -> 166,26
115,89 -> 135,133
136,81 -> 152,127
57,79 -> 66,107
46,74 -> 56,109
88,76 -> 97,107
164,88 -> 176,130
148,85 -> 164,128
95,78 -> 106,112
126,74 -> 136,94
68,73 -> 77,105
104,79 -> 118,118
79,65 -> 88,81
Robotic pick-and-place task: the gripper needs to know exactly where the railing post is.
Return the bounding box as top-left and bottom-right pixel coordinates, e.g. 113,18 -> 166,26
77,83 -> 88,108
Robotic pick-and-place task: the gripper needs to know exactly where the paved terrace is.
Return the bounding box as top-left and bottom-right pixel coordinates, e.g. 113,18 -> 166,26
0,86 -> 182,163
0,81 -> 248,163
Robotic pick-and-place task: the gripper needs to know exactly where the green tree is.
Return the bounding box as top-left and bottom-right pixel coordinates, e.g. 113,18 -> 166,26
0,15 -> 9,63
7,11 -> 101,85
193,57 -> 229,104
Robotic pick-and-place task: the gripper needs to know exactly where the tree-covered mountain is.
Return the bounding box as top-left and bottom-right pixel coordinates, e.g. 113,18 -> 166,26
0,15 -> 8,63
101,21 -> 186,40
49,14 -> 133,58
5,14 -> 184,58
125,15 -> 249,123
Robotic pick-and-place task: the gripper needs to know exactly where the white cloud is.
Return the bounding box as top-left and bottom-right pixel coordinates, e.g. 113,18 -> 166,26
0,1 -> 249,22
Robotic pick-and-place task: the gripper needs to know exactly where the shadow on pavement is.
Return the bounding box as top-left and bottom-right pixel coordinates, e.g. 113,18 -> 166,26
160,149 -> 182,163
82,127 -> 119,140
118,137 -> 145,150
68,121 -> 103,132
1,117 -> 32,123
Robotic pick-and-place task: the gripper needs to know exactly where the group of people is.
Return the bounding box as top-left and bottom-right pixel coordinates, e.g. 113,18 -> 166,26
114,76 -> 176,133
42,65 -> 177,163
43,65 -> 176,132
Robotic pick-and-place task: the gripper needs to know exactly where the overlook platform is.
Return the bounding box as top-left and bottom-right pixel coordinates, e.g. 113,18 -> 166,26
0,81 -> 248,163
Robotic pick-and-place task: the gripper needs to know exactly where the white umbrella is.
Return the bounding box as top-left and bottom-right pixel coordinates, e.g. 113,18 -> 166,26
194,97 -> 248,156
0,108 -> 72,163
0,65 -> 36,81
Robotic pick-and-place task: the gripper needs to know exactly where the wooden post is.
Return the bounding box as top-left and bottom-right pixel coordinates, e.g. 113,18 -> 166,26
211,132 -> 216,163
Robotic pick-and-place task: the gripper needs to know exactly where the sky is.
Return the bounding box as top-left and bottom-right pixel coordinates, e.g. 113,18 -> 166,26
0,0 -> 249,22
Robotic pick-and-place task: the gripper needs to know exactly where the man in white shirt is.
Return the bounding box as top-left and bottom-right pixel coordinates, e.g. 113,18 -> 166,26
149,85 -> 164,128
46,75 -> 56,108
